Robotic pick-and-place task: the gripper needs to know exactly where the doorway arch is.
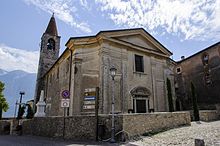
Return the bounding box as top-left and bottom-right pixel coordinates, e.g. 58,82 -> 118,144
130,86 -> 151,113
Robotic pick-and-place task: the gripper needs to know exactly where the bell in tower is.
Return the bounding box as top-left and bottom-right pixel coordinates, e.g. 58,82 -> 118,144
34,13 -> 60,107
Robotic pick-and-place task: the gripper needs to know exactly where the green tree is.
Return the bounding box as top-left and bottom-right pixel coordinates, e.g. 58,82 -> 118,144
0,81 -> 9,120
191,82 -> 200,121
167,78 -> 174,112
26,104 -> 34,119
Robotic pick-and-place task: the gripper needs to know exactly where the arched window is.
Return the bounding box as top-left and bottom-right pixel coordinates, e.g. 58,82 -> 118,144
201,53 -> 209,65
47,38 -> 55,50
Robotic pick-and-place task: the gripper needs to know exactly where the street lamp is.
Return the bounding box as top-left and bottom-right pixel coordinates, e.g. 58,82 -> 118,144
110,66 -> 117,143
17,91 -> 25,119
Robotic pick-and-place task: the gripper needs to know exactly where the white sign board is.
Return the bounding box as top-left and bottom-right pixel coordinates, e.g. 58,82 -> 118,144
83,105 -> 95,109
84,88 -> 96,92
61,99 -> 70,107
84,100 -> 95,105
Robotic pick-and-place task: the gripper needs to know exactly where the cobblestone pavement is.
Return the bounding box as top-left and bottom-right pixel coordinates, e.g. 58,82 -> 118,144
127,121 -> 220,146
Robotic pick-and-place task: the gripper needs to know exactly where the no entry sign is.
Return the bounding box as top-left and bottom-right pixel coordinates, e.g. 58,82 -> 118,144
61,90 -> 70,98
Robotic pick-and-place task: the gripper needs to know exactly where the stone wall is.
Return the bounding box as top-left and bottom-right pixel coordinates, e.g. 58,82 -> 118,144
98,115 -> 123,140
21,112 -> 190,141
216,104 -> 220,116
122,112 -> 191,137
199,110 -> 219,122
22,115 -> 97,140
0,120 -> 10,135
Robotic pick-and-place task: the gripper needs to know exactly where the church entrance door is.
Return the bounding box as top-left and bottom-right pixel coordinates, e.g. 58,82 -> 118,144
133,97 -> 149,113
130,86 -> 151,113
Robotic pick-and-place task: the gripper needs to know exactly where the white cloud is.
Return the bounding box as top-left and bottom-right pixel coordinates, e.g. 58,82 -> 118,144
95,0 -> 220,41
80,0 -> 90,10
24,0 -> 91,33
0,44 -> 39,73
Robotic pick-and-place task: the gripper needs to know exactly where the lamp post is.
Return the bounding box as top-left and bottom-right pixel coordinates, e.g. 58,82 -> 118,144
17,91 -> 25,119
110,66 -> 117,143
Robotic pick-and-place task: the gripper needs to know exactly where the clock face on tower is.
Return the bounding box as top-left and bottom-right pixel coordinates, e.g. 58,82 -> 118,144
47,38 -> 55,50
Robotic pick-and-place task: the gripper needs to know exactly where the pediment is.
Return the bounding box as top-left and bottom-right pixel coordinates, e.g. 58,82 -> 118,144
99,28 -> 172,56
114,34 -> 165,54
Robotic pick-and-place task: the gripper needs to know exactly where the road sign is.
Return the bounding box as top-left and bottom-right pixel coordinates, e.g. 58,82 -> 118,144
83,105 -> 95,109
61,99 -> 70,107
83,88 -> 97,110
61,90 -> 70,98
84,88 -> 96,92
84,100 -> 95,105
84,96 -> 96,100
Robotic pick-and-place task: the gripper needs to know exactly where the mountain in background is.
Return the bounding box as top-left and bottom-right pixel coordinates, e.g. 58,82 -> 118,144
0,69 -> 36,117
0,69 -> 8,76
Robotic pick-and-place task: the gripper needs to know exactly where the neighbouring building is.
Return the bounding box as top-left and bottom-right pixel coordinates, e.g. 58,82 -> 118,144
34,14 -> 60,106
175,42 -> 220,110
42,26 -> 176,116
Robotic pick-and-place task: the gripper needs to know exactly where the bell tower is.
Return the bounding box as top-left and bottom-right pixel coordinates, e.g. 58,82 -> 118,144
34,14 -> 60,105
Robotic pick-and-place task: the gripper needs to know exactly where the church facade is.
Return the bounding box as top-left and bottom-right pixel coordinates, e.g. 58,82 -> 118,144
40,21 -> 176,116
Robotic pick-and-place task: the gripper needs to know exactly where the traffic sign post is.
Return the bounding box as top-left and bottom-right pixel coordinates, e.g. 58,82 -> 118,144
61,90 -> 70,140
61,99 -> 70,108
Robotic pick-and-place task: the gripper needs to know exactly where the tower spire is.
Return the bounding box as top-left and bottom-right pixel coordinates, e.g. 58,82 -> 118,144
45,13 -> 58,36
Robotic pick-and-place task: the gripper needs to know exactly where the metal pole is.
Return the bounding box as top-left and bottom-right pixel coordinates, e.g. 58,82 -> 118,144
95,87 -> 99,141
63,107 -> 66,140
68,49 -> 73,116
110,77 -> 115,143
18,92 -> 24,119
18,94 -> 22,118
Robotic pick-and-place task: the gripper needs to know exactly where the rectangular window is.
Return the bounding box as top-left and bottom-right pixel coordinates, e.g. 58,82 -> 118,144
135,54 -> 144,72
176,67 -> 182,74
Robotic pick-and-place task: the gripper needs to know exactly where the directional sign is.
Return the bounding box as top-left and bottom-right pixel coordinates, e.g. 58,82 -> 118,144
83,88 -> 97,111
84,91 -> 96,96
83,105 -> 95,109
84,96 -> 96,100
62,90 -> 70,98
84,88 -> 96,92
84,100 -> 95,105
61,99 -> 70,107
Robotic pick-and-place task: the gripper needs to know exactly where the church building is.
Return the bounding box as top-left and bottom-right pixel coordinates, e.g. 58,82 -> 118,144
35,15 -> 176,116
175,42 -> 220,110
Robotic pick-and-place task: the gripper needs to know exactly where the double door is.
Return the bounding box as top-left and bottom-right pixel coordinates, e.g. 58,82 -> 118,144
133,97 -> 149,113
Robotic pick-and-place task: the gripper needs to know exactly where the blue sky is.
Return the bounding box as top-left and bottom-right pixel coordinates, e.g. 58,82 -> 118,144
0,0 -> 219,73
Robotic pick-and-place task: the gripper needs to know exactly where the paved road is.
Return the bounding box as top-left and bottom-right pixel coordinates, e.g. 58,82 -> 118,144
0,135 -> 119,146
